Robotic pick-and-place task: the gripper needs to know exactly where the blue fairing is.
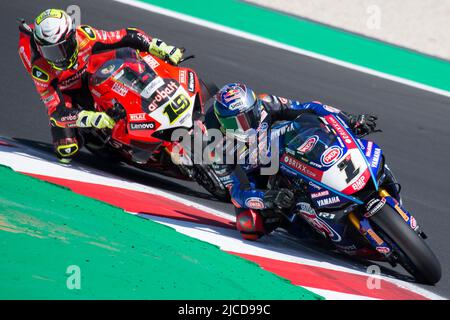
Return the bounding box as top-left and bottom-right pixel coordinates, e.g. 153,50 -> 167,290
359,139 -> 383,183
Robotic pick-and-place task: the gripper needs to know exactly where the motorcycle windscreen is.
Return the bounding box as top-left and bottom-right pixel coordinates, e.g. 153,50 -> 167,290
283,114 -> 371,195
285,114 -> 338,161
90,59 -> 124,85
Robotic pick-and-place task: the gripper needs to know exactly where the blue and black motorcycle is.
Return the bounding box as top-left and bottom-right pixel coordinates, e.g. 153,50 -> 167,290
269,112 -> 441,284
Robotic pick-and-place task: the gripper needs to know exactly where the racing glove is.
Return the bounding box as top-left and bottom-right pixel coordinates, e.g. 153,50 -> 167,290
263,188 -> 295,209
149,38 -> 183,65
76,111 -> 116,129
348,114 -> 379,137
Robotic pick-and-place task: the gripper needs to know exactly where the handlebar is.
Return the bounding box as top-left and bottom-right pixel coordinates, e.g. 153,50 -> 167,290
164,47 -> 195,65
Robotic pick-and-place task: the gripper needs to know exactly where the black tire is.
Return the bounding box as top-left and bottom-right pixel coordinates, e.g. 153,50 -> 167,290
370,205 -> 441,284
84,143 -> 122,163
194,165 -> 230,202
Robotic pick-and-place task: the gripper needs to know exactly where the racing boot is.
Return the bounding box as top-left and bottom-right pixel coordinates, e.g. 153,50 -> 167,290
236,209 -> 281,241
51,126 -> 79,164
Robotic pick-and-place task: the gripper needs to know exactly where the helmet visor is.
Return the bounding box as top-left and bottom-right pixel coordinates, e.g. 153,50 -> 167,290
39,31 -> 77,69
217,103 -> 261,140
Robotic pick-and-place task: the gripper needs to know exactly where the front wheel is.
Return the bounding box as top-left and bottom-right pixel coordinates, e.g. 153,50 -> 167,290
370,206 -> 441,284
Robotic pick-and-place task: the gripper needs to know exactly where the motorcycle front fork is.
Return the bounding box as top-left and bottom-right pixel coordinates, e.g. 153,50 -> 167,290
347,188 -> 422,262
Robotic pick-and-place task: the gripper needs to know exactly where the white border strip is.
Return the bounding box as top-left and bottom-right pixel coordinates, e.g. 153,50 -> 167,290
112,0 -> 450,99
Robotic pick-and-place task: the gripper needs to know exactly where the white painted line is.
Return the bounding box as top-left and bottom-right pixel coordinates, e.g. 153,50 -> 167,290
302,287 -> 378,300
112,0 -> 450,99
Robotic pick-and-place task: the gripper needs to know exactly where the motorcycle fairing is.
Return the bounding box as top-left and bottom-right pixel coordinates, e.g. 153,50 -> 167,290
279,114 -> 378,204
359,139 -> 383,181
89,49 -> 197,146
280,159 -> 364,205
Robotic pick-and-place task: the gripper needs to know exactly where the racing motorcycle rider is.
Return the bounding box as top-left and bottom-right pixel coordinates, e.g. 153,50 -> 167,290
18,8 -> 184,163
206,83 -> 378,240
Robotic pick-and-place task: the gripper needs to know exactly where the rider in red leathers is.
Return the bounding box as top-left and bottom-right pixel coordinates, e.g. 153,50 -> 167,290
18,8 -> 183,163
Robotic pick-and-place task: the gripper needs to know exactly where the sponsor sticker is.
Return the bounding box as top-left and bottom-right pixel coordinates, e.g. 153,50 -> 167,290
364,197 -> 386,218
19,46 -> 31,69
316,196 -> 341,207
367,229 -> 384,245
141,77 -> 164,99
410,216 -> 418,230
351,175 -> 366,192
147,81 -> 178,112
143,55 -> 160,69
371,148 -> 381,168
395,204 -> 410,222
323,105 -> 341,113
297,203 -> 342,242
309,181 -> 321,190
34,80 -> 48,88
179,70 -> 186,84
188,71 -> 195,92
336,136 -> 345,148
376,246 -> 391,254
35,9 -> 62,25
245,197 -> 265,210
365,141 -> 373,157
130,122 -> 155,130
321,146 -> 343,166
31,66 -> 49,82
60,114 -> 78,122
223,88 -> 241,103
318,212 -> 336,219
297,135 -> 318,154
42,94 -> 55,104
112,82 -> 128,97
59,66 -> 87,89
282,154 -> 323,180
326,115 -> 356,148
311,190 -> 330,199
308,161 -> 323,169
129,113 -> 147,121
80,25 -> 96,40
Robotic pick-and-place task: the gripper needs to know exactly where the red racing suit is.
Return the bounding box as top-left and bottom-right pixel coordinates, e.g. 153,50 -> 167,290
18,23 -> 155,159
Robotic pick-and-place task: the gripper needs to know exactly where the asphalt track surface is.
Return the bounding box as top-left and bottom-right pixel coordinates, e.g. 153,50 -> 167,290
2,0 -> 450,298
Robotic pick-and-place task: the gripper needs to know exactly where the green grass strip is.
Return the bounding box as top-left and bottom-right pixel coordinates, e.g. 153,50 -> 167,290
138,0 -> 450,93
0,165 -> 322,299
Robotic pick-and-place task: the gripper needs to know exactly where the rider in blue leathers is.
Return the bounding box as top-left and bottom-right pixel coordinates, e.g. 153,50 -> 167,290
205,83 -> 377,240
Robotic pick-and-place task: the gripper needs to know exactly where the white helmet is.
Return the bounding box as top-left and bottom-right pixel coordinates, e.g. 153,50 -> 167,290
33,9 -> 78,70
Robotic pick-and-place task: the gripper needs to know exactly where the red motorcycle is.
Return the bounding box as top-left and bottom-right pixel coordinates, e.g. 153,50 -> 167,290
81,47 -> 229,201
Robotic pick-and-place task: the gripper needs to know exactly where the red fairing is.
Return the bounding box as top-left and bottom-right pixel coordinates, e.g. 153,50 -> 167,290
87,48 -> 207,162
17,24 -> 151,125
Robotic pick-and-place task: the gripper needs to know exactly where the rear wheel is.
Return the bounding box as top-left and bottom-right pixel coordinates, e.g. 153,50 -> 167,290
370,206 -> 441,284
80,129 -> 122,162
194,165 -> 230,202
199,79 -> 219,103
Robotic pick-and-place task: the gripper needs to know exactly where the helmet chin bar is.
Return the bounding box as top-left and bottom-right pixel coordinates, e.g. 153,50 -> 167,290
48,47 -> 79,71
